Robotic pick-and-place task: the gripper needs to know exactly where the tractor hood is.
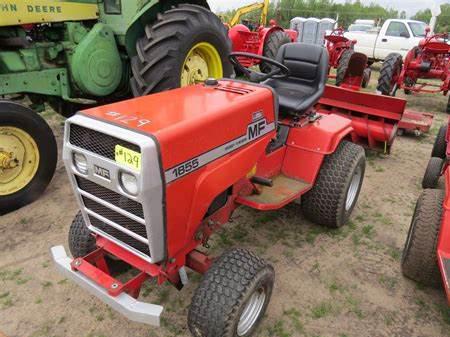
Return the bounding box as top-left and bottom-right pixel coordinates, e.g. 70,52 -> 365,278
76,80 -> 278,173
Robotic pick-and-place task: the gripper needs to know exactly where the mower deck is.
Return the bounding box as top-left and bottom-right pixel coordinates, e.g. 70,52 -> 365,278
398,110 -> 434,135
236,174 -> 310,210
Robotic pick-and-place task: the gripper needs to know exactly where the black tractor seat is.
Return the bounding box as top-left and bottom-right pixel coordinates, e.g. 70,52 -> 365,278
263,43 -> 329,116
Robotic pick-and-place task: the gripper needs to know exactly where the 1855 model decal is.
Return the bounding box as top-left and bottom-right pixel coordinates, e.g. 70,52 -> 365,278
165,117 -> 275,183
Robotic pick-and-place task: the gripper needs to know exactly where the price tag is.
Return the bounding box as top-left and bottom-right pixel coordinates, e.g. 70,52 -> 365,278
115,145 -> 141,171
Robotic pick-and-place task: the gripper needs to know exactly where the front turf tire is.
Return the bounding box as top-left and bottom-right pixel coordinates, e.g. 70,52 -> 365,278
130,4 -> 232,96
0,101 -> 57,215
188,248 -> 274,337
302,141 -> 366,228
401,189 -> 444,287
68,211 -> 96,258
422,157 -> 444,189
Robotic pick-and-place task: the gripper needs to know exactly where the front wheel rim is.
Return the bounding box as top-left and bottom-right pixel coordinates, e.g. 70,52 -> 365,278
237,287 -> 266,336
0,126 -> 40,196
345,165 -> 363,211
181,42 -> 223,86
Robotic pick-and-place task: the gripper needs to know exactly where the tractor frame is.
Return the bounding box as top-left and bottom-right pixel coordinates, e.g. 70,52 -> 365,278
399,32 -> 450,95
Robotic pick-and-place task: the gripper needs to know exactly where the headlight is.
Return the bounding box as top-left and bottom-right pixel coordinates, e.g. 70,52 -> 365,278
73,153 -> 88,174
119,172 -> 139,195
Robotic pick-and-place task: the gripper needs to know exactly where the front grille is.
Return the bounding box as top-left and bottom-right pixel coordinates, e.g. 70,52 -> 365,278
69,124 -> 140,160
82,197 -> 148,239
89,216 -> 151,256
76,176 -> 144,218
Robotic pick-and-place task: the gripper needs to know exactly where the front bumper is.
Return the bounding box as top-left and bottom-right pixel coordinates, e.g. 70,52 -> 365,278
51,245 -> 163,326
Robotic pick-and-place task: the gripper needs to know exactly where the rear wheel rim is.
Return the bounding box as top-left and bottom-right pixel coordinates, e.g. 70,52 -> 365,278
0,126 -> 39,196
345,164 -> 362,211
237,287 -> 266,336
181,42 -> 223,86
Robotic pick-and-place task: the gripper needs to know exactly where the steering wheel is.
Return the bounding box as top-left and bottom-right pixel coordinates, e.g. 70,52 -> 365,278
228,52 -> 290,82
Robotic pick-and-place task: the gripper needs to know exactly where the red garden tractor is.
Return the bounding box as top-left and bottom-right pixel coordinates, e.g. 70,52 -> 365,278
377,29 -> 450,113
51,43 -> 407,336
325,28 -> 371,88
402,118 -> 450,303
227,0 -> 298,73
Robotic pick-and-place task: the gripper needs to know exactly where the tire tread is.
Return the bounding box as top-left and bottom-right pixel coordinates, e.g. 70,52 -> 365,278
401,189 -> 444,287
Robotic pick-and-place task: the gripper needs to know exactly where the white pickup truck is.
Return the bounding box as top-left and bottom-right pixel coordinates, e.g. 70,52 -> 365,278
345,19 -> 428,63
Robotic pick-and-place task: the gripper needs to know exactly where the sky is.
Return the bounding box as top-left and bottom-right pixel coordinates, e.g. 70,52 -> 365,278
208,0 -> 449,18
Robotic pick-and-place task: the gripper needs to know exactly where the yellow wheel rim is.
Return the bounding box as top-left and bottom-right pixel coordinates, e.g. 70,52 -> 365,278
0,127 -> 40,196
181,42 -> 223,86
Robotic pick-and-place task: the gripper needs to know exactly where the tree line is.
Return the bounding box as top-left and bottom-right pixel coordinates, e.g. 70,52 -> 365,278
219,0 -> 449,32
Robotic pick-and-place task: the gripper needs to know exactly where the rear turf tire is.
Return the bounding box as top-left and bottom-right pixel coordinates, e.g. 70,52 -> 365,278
130,4 -> 232,96
188,248 -> 274,337
401,189 -> 444,287
260,31 -> 292,73
335,49 -> 354,86
422,157 -> 444,189
302,141 -> 366,228
0,101 -> 57,215
377,53 -> 403,96
432,124 -> 447,159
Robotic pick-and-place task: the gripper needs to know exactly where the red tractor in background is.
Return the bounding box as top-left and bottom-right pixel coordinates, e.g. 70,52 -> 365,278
50,43 -> 409,337
325,28 -> 371,88
402,118 -> 450,304
226,0 -> 298,73
377,28 -> 450,113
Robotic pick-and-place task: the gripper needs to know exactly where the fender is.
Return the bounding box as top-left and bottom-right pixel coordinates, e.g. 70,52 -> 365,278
281,114 -> 353,184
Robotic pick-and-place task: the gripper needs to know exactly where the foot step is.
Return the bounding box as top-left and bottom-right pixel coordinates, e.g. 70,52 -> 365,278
236,174 -> 311,210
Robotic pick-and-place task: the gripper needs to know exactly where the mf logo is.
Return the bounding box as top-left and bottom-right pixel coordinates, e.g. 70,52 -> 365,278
94,165 -> 111,181
247,118 -> 267,141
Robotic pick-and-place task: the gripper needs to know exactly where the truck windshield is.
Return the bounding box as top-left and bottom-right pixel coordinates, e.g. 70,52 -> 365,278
408,22 -> 427,37
348,24 -> 372,32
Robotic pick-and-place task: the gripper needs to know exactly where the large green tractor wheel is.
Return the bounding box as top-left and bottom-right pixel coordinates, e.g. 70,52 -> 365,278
0,101 -> 57,215
130,4 -> 233,96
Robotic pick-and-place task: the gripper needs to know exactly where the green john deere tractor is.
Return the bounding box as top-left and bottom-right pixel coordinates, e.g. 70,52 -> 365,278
0,0 -> 232,214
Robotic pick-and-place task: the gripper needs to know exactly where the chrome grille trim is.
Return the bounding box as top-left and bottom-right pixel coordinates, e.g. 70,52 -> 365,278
85,209 -> 149,245
63,114 -> 165,263
75,175 -> 144,218
78,189 -> 145,225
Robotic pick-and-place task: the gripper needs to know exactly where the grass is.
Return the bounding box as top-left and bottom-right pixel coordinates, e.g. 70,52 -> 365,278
378,275 -> 398,291
41,281 -> 53,288
267,320 -> 292,337
0,291 -> 11,310
284,308 -> 304,332
311,301 -> 335,319
345,295 -> 364,319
